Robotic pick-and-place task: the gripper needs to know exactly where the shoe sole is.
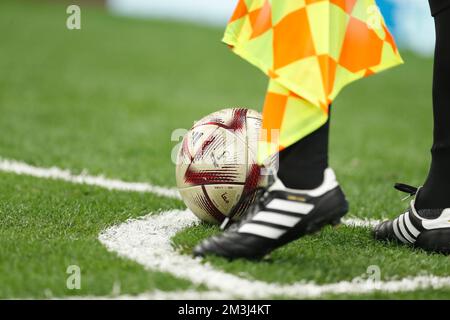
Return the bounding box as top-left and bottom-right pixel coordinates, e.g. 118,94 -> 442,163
195,188 -> 349,261
304,202 -> 349,235
415,229 -> 450,254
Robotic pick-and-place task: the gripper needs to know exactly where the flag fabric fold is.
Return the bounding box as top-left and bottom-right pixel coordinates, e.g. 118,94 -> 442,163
223,0 -> 403,163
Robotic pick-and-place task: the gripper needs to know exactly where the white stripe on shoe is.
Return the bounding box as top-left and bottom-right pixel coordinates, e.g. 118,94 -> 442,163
393,217 -> 409,244
404,212 -> 420,237
266,199 -> 314,215
252,211 -> 302,227
238,223 -> 286,239
398,214 -> 415,244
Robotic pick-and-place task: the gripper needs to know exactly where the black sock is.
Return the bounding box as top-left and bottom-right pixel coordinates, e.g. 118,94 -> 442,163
277,108 -> 330,190
416,3 -> 450,209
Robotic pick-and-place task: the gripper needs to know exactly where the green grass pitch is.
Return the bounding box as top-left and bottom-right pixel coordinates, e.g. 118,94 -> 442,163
0,0 -> 449,299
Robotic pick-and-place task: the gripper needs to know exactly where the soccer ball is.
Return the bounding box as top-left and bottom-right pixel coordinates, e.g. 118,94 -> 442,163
176,108 -> 266,224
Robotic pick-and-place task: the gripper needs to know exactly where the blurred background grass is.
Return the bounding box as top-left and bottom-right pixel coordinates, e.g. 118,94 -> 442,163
0,0 -> 434,217
0,0 -> 446,299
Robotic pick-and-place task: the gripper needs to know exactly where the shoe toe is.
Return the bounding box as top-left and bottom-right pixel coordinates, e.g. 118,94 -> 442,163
192,238 -> 214,258
192,243 -> 207,258
373,220 -> 397,241
193,236 -> 230,258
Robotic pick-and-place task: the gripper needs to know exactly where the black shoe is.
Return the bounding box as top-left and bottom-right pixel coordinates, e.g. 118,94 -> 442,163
193,168 -> 349,260
374,183 -> 450,254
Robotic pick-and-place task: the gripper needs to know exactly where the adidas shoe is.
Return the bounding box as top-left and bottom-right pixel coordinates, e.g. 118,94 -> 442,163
373,183 -> 450,254
193,168 -> 349,260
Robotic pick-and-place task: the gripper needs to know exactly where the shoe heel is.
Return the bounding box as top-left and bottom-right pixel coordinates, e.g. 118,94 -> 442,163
415,229 -> 450,254
328,206 -> 349,227
306,205 -> 348,234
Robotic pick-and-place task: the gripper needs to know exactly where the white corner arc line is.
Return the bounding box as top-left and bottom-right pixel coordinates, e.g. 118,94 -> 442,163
0,157 -> 181,199
99,209 -> 450,299
2,156 -> 449,299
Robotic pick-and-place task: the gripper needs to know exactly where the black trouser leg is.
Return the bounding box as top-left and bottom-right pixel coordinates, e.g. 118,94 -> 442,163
416,2 -> 450,209
277,108 -> 330,190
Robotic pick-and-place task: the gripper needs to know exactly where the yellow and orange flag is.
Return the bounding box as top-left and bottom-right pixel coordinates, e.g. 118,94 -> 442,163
223,0 -> 403,162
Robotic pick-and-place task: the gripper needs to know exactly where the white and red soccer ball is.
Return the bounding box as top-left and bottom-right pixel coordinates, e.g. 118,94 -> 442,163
176,108 -> 266,224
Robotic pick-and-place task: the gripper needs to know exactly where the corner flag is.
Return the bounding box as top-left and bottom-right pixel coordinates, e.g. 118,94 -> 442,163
223,0 -> 403,162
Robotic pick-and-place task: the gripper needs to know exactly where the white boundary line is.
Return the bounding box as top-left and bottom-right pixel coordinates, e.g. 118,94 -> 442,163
99,209 -> 450,299
1,157 -> 449,299
70,290 -> 231,300
342,217 -> 382,228
0,157 -> 180,199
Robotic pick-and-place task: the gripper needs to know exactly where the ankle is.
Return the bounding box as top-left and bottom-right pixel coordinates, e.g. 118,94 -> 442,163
278,167 -> 325,190
415,185 -> 450,210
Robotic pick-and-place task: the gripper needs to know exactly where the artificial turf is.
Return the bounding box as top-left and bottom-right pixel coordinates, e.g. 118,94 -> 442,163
0,0 -> 448,299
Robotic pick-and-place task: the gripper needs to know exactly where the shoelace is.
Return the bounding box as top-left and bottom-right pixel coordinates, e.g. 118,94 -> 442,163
220,187 -> 268,231
394,183 -> 418,201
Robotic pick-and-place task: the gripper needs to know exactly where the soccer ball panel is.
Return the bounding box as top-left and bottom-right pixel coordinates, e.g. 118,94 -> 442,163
203,184 -> 244,217
178,185 -> 226,224
176,108 -> 263,224
245,113 -> 262,164
177,126 -> 247,189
